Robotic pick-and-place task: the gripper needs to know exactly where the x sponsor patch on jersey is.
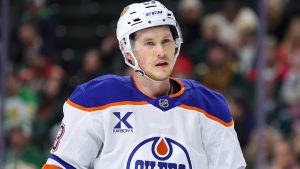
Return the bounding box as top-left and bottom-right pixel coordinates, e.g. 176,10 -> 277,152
113,112 -> 134,133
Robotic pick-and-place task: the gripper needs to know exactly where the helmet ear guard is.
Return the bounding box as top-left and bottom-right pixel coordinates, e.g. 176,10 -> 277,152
124,50 -> 146,77
116,0 -> 183,77
119,36 -> 140,71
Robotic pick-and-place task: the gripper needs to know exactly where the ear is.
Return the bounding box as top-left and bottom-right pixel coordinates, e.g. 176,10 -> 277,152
125,52 -> 134,66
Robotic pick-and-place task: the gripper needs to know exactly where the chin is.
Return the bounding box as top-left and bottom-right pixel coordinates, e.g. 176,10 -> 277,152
151,76 -> 168,81
148,72 -> 172,81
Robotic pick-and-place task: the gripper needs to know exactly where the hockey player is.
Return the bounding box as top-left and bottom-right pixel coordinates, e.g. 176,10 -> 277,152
42,1 -> 246,169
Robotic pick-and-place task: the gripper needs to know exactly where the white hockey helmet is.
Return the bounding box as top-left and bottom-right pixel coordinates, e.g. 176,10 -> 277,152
116,0 -> 183,74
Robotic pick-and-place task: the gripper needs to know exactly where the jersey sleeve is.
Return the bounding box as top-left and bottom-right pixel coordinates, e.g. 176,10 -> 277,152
201,96 -> 246,169
44,86 -> 105,169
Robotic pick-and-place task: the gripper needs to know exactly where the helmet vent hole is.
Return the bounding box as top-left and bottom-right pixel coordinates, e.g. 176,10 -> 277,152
130,12 -> 136,14
163,19 -> 165,21
167,13 -> 172,16
145,5 -> 157,8
131,21 -> 142,26
133,18 -> 141,22
148,21 -> 151,24
128,22 -> 131,24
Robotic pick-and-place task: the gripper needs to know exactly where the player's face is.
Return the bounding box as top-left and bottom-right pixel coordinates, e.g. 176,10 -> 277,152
132,26 -> 176,81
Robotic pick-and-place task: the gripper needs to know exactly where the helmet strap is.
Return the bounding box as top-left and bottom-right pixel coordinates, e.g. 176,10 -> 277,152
124,50 -> 165,82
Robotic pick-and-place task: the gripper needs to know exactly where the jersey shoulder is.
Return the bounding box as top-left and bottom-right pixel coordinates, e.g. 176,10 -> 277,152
68,74 -> 138,108
179,79 -> 233,125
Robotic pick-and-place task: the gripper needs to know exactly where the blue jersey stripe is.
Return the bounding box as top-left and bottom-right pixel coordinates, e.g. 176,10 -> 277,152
49,154 -> 76,169
69,75 -> 232,124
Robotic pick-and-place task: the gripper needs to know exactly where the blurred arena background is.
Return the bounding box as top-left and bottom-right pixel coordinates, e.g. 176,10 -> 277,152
1,0 -> 300,168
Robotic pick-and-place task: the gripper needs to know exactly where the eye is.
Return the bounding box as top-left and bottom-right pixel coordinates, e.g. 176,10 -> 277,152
162,38 -> 173,44
144,41 -> 155,46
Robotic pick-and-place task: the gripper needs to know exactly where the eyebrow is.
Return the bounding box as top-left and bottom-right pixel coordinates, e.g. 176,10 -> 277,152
142,38 -> 154,42
164,34 -> 173,39
141,35 -> 173,42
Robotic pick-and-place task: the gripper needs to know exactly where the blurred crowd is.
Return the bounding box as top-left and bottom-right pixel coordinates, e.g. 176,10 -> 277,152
2,0 -> 300,168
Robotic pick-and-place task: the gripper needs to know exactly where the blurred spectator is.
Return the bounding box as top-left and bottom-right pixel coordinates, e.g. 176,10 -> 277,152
32,77 -> 65,150
187,14 -> 220,64
268,139 -> 300,169
263,37 -> 284,121
280,43 -> 300,125
245,127 -> 283,169
178,0 -> 204,50
278,16 -> 300,81
277,0 -> 300,41
292,122 -> 300,164
248,37 -> 284,122
15,24 -> 44,69
235,8 -> 257,75
5,127 -> 45,169
209,0 -> 240,48
173,54 -> 194,79
18,47 -> 64,94
280,47 -> 300,107
266,0 -> 287,37
227,91 -> 254,149
195,41 -> 243,95
99,33 -> 124,75
208,0 -> 257,50
4,73 -> 37,135
81,49 -> 105,79
21,0 -> 56,46
70,49 -> 106,88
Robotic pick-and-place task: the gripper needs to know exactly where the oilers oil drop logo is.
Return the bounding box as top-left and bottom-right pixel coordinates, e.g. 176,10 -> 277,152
127,137 -> 192,169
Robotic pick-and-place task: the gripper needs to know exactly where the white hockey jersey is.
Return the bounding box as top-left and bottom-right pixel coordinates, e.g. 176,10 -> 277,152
44,75 -> 246,169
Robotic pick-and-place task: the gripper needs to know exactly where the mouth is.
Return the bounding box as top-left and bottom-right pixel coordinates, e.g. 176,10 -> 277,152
155,61 -> 169,67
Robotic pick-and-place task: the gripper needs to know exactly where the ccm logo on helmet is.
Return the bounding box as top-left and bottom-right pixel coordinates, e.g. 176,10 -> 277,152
146,10 -> 163,16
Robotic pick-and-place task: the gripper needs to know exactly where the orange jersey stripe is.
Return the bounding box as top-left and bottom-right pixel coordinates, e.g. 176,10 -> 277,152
42,164 -> 62,169
179,104 -> 234,127
66,99 -> 149,112
169,77 -> 185,98
131,77 -> 185,99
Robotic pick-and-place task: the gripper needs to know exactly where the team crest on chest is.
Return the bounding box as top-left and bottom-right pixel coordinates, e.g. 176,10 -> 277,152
127,137 -> 192,169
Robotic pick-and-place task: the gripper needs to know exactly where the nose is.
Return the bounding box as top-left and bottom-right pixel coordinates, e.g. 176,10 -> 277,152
155,44 -> 166,58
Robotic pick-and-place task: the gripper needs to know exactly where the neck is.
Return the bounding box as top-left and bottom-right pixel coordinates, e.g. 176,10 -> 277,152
132,72 -> 170,98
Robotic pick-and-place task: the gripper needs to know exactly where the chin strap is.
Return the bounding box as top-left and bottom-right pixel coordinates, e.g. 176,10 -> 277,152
123,50 -> 162,82
134,68 -> 174,96
134,68 -> 161,82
